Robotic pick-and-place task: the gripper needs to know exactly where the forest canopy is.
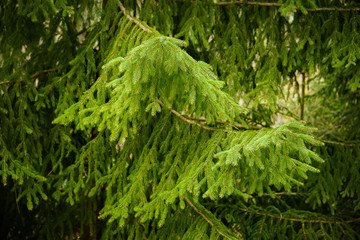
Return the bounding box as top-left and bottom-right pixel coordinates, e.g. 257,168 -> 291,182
1,0 -> 360,239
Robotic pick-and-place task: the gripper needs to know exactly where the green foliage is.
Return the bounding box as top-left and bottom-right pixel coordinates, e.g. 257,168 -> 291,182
1,0 -> 360,239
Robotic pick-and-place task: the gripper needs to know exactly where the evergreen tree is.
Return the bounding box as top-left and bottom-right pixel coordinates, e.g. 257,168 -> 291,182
1,0 -> 360,239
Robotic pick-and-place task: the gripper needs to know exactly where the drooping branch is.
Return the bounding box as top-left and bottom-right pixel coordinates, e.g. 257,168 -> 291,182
218,204 -> 360,224
0,68 -> 59,85
215,1 -> 283,7
261,192 -> 301,196
157,100 -> 360,148
0,80 -> 22,85
156,100 -> 225,132
215,1 -> 360,12
30,68 -> 59,78
118,0 -> 153,33
187,116 -> 262,130
183,197 -> 235,240
320,139 -> 360,147
156,100 -> 263,132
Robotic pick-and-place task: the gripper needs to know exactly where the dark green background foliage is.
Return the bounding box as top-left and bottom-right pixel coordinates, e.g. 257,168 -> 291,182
1,0 -> 360,239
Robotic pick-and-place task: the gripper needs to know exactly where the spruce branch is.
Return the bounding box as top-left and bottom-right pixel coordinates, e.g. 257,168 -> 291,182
259,216 -> 266,239
302,222 -> 307,239
183,197 -> 215,227
0,68 -> 59,85
159,99 -> 349,151
183,197 -> 237,240
300,72 -> 305,120
156,100 -> 260,131
162,100 -> 360,146
118,0 -> 153,33
220,204 -> 360,225
186,116 -> 262,130
320,139 -> 360,147
30,68 -> 59,78
156,100 -> 226,132
261,192 -> 301,196
215,1 -> 360,12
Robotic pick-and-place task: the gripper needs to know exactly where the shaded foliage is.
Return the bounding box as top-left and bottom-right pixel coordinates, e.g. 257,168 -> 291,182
1,0 -> 360,239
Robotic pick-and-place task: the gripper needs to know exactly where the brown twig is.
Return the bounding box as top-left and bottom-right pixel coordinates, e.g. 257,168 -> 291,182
216,1 -> 283,7
156,100 -> 263,132
156,100 -> 360,148
224,205 -> 360,224
215,1 -> 360,12
300,72 -> 305,120
158,100 -> 359,149
0,68 -> 59,85
118,0 -> 153,33
47,169 -> 54,176
0,80 -> 20,85
187,116 -> 262,130
30,68 -> 58,78
183,197 -> 233,240
261,192 -> 300,196
184,197 -> 214,226
258,216 -> 266,240
156,100 -> 225,132
14,189 -> 21,215
302,222 -> 307,240
306,7 -> 360,12
320,139 -> 360,147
